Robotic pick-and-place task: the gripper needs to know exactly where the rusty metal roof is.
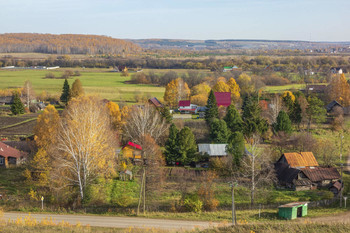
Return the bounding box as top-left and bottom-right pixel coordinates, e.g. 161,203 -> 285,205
283,152 -> 319,168
301,167 -> 340,182
0,141 -> 21,158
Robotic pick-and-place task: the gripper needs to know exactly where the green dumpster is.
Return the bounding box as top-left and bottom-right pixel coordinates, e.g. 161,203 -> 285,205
278,202 -> 308,220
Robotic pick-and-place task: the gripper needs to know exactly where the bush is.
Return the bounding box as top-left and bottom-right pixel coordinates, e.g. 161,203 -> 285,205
183,194 -> 203,213
44,73 -> 55,79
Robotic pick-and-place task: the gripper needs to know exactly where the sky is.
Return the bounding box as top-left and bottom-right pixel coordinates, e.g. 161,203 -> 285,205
0,0 -> 349,41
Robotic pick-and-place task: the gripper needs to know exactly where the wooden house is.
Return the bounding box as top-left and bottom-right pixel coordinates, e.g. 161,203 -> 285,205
121,141 -> 142,160
275,152 -> 341,193
0,141 -> 27,168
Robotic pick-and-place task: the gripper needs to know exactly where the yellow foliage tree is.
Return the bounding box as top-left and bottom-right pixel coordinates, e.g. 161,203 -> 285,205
212,80 -> 230,92
191,83 -> 211,106
164,78 -> 190,108
282,91 -> 296,102
106,101 -> 122,130
326,74 -> 350,106
34,104 -> 60,150
191,95 -> 208,106
237,73 -> 254,95
227,78 -> 241,104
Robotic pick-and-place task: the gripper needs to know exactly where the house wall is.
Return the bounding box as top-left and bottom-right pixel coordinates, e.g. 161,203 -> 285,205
122,146 -> 141,159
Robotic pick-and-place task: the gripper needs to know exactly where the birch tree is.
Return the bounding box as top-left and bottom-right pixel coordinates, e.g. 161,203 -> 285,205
23,80 -> 35,108
240,135 -> 276,205
53,96 -> 117,201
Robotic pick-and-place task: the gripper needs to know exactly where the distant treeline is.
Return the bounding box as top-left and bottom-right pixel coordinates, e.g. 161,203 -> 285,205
0,33 -> 141,54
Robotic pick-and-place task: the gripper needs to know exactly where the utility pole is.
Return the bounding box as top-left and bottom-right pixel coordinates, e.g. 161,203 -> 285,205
230,181 -> 237,226
340,164 -> 343,208
340,134 -> 344,162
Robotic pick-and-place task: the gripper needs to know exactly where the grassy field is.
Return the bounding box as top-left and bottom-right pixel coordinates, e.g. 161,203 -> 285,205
0,68 -> 165,103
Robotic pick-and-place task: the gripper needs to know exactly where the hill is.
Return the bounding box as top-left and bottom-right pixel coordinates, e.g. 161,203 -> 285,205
0,33 -> 141,55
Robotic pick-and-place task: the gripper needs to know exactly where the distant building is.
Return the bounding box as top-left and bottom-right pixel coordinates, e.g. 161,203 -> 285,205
214,92 -> 231,107
178,100 -> 197,114
223,66 -> 240,72
304,84 -> 327,95
148,97 -> 163,108
0,96 -> 13,105
0,141 -> 27,168
121,141 -> 142,160
330,67 -> 343,74
326,100 -> 343,113
198,144 -> 228,157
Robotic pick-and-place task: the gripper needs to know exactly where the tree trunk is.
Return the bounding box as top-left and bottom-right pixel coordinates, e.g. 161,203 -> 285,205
143,167 -> 146,214
137,169 -> 145,215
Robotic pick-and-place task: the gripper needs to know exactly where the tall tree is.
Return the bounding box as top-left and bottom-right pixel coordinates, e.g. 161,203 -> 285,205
163,78 -> 190,108
106,101 -> 122,130
224,104 -> 243,133
60,79 -> 70,105
226,131 -> 245,167
178,127 -> 197,165
306,96 -> 327,130
70,79 -> 84,99
159,106 -> 173,124
164,124 -> 179,165
326,73 -> 350,106
205,90 -> 219,125
209,119 -> 229,143
237,73 -> 254,95
274,110 -> 292,134
212,80 -> 230,92
34,104 -> 60,150
227,78 -> 241,104
53,96 -> 117,201
241,95 -> 268,137
290,100 -> 302,127
22,80 -> 35,108
281,91 -> 295,113
11,92 -> 25,115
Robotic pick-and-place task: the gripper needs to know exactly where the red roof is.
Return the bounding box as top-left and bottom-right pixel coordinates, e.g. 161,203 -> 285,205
0,141 -> 22,158
123,141 -> 142,150
148,97 -> 163,108
214,92 -> 231,107
179,100 -> 191,107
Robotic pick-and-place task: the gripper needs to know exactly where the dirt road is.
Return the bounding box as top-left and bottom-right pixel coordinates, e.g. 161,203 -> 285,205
2,212 -> 219,230
296,211 -> 350,224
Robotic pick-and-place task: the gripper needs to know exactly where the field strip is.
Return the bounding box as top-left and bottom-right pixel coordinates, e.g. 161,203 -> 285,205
0,118 -> 37,130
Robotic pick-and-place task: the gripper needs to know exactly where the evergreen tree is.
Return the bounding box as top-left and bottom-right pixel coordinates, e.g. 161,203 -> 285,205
159,106 -> 172,124
224,104 -> 243,133
274,110 -> 293,134
178,127 -> 197,165
209,119 -> 229,143
70,79 -> 84,99
306,96 -> 327,131
227,131 -> 245,167
164,124 -> 179,165
241,95 -> 268,137
205,90 -> 218,125
60,79 -> 70,104
290,100 -> 302,126
11,92 -> 25,115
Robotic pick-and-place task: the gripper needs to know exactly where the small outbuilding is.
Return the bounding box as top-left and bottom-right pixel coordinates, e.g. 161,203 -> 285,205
278,202 -> 308,220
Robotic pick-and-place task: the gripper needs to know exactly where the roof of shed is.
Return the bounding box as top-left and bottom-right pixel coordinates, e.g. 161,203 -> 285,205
282,152 -> 319,168
0,141 -> 22,158
301,167 -> 340,182
214,92 -> 231,107
123,141 -> 142,150
148,97 -> 163,108
198,144 -> 228,156
279,202 -> 308,208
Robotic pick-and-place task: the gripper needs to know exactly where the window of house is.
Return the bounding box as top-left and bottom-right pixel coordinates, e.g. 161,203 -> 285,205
0,157 -> 4,165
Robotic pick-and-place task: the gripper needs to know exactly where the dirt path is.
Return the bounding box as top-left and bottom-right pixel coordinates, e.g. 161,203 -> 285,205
2,212 -> 219,230
296,211 -> 350,224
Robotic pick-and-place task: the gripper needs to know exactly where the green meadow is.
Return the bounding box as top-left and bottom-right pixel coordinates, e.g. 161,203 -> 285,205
0,69 -> 165,103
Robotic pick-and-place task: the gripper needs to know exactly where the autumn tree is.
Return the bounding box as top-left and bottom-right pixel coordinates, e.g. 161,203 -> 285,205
106,101 -> 122,130
52,96 -> 117,201
237,73 -> 254,95
164,78 -> 190,108
22,80 -> 35,108
205,90 -> 219,124
11,92 -> 25,115
191,83 -> 211,106
60,79 -> 70,105
326,74 -> 350,106
159,106 -> 173,124
224,104 -> 243,133
212,80 -> 230,92
227,78 -> 240,104
123,104 -> 169,146
34,104 -> 60,150
268,94 -> 282,124
281,91 -> 295,113
70,79 -> 84,99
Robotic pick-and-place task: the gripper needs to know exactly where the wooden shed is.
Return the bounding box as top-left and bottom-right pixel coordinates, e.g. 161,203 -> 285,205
278,202 -> 308,220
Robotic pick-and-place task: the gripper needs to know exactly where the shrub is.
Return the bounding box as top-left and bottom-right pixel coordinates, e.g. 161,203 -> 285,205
183,194 -> 203,213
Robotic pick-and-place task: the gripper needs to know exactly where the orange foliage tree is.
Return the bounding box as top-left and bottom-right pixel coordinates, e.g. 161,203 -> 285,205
326,74 -> 350,106
164,78 -> 190,108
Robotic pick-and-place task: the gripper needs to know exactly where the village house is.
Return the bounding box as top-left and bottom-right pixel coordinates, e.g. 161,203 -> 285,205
223,66 -> 240,72
121,141 -> 142,161
0,141 -> 27,168
275,152 -> 341,195
178,100 -> 197,114
0,96 -> 13,105
330,67 -> 343,74
214,92 -> 231,107
148,97 -> 163,108
198,144 -> 228,157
